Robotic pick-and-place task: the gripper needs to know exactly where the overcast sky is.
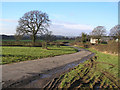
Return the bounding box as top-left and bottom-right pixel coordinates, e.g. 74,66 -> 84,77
0,1 -> 118,36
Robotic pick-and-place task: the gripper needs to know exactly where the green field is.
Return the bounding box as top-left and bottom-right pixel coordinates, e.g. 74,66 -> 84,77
1,40 -> 74,47
2,46 -> 77,64
2,39 -> 74,42
58,48 -> 119,88
2,40 -> 45,42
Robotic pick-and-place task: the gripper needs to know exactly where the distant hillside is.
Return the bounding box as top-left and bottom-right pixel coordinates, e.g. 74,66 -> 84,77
2,35 -> 15,40
1,34 -> 75,41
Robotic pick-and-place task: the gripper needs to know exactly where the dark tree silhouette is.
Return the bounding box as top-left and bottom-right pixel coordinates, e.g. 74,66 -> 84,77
42,31 -> 55,49
44,31 -> 56,42
16,10 -> 50,45
110,25 -> 120,39
91,26 -> 106,43
81,32 -> 87,43
14,32 -> 23,41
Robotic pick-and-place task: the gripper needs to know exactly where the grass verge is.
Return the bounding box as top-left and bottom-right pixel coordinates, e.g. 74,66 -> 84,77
56,48 -> 119,88
2,46 -> 77,64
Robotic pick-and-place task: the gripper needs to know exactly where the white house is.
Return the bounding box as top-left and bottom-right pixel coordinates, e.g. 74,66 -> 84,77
90,37 -> 113,44
116,38 -> 118,42
90,38 -> 98,44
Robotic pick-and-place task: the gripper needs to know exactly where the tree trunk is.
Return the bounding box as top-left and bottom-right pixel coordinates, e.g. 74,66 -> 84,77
32,35 -> 36,46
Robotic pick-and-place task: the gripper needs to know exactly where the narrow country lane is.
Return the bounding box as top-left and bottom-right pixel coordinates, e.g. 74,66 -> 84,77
2,46 -> 94,88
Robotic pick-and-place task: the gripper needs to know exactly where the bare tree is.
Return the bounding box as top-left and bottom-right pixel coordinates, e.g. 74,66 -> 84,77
91,26 -> 106,43
44,31 -> 55,42
42,31 -> 54,49
109,25 -> 120,39
16,10 -> 50,45
14,32 -> 23,41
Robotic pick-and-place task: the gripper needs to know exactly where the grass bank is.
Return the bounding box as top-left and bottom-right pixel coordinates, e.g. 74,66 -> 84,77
2,46 -> 77,64
53,48 -> 119,88
88,48 -> 118,77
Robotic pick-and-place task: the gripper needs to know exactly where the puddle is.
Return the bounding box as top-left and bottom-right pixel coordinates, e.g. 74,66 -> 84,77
40,63 -> 77,79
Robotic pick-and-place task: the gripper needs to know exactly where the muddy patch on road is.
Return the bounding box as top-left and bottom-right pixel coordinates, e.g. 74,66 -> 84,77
12,53 -> 95,88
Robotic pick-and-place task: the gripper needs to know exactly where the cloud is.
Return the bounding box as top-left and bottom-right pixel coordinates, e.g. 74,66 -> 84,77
0,19 -> 18,23
0,19 -> 18,35
0,24 -> 17,35
53,23 -> 93,30
0,19 -> 94,36
50,20 -> 93,36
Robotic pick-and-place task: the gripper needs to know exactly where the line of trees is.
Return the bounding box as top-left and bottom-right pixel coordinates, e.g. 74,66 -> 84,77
76,25 -> 120,44
15,10 -> 119,45
91,25 -> 120,40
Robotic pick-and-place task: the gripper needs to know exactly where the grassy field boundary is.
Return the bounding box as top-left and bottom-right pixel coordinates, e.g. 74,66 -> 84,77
44,47 -> 119,89
2,46 -> 78,65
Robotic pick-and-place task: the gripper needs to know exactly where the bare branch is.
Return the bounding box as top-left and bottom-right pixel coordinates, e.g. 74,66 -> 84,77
16,10 -> 51,44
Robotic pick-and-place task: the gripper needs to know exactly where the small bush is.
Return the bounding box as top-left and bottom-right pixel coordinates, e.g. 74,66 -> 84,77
42,42 -> 48,49
56,43 -> 60,47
